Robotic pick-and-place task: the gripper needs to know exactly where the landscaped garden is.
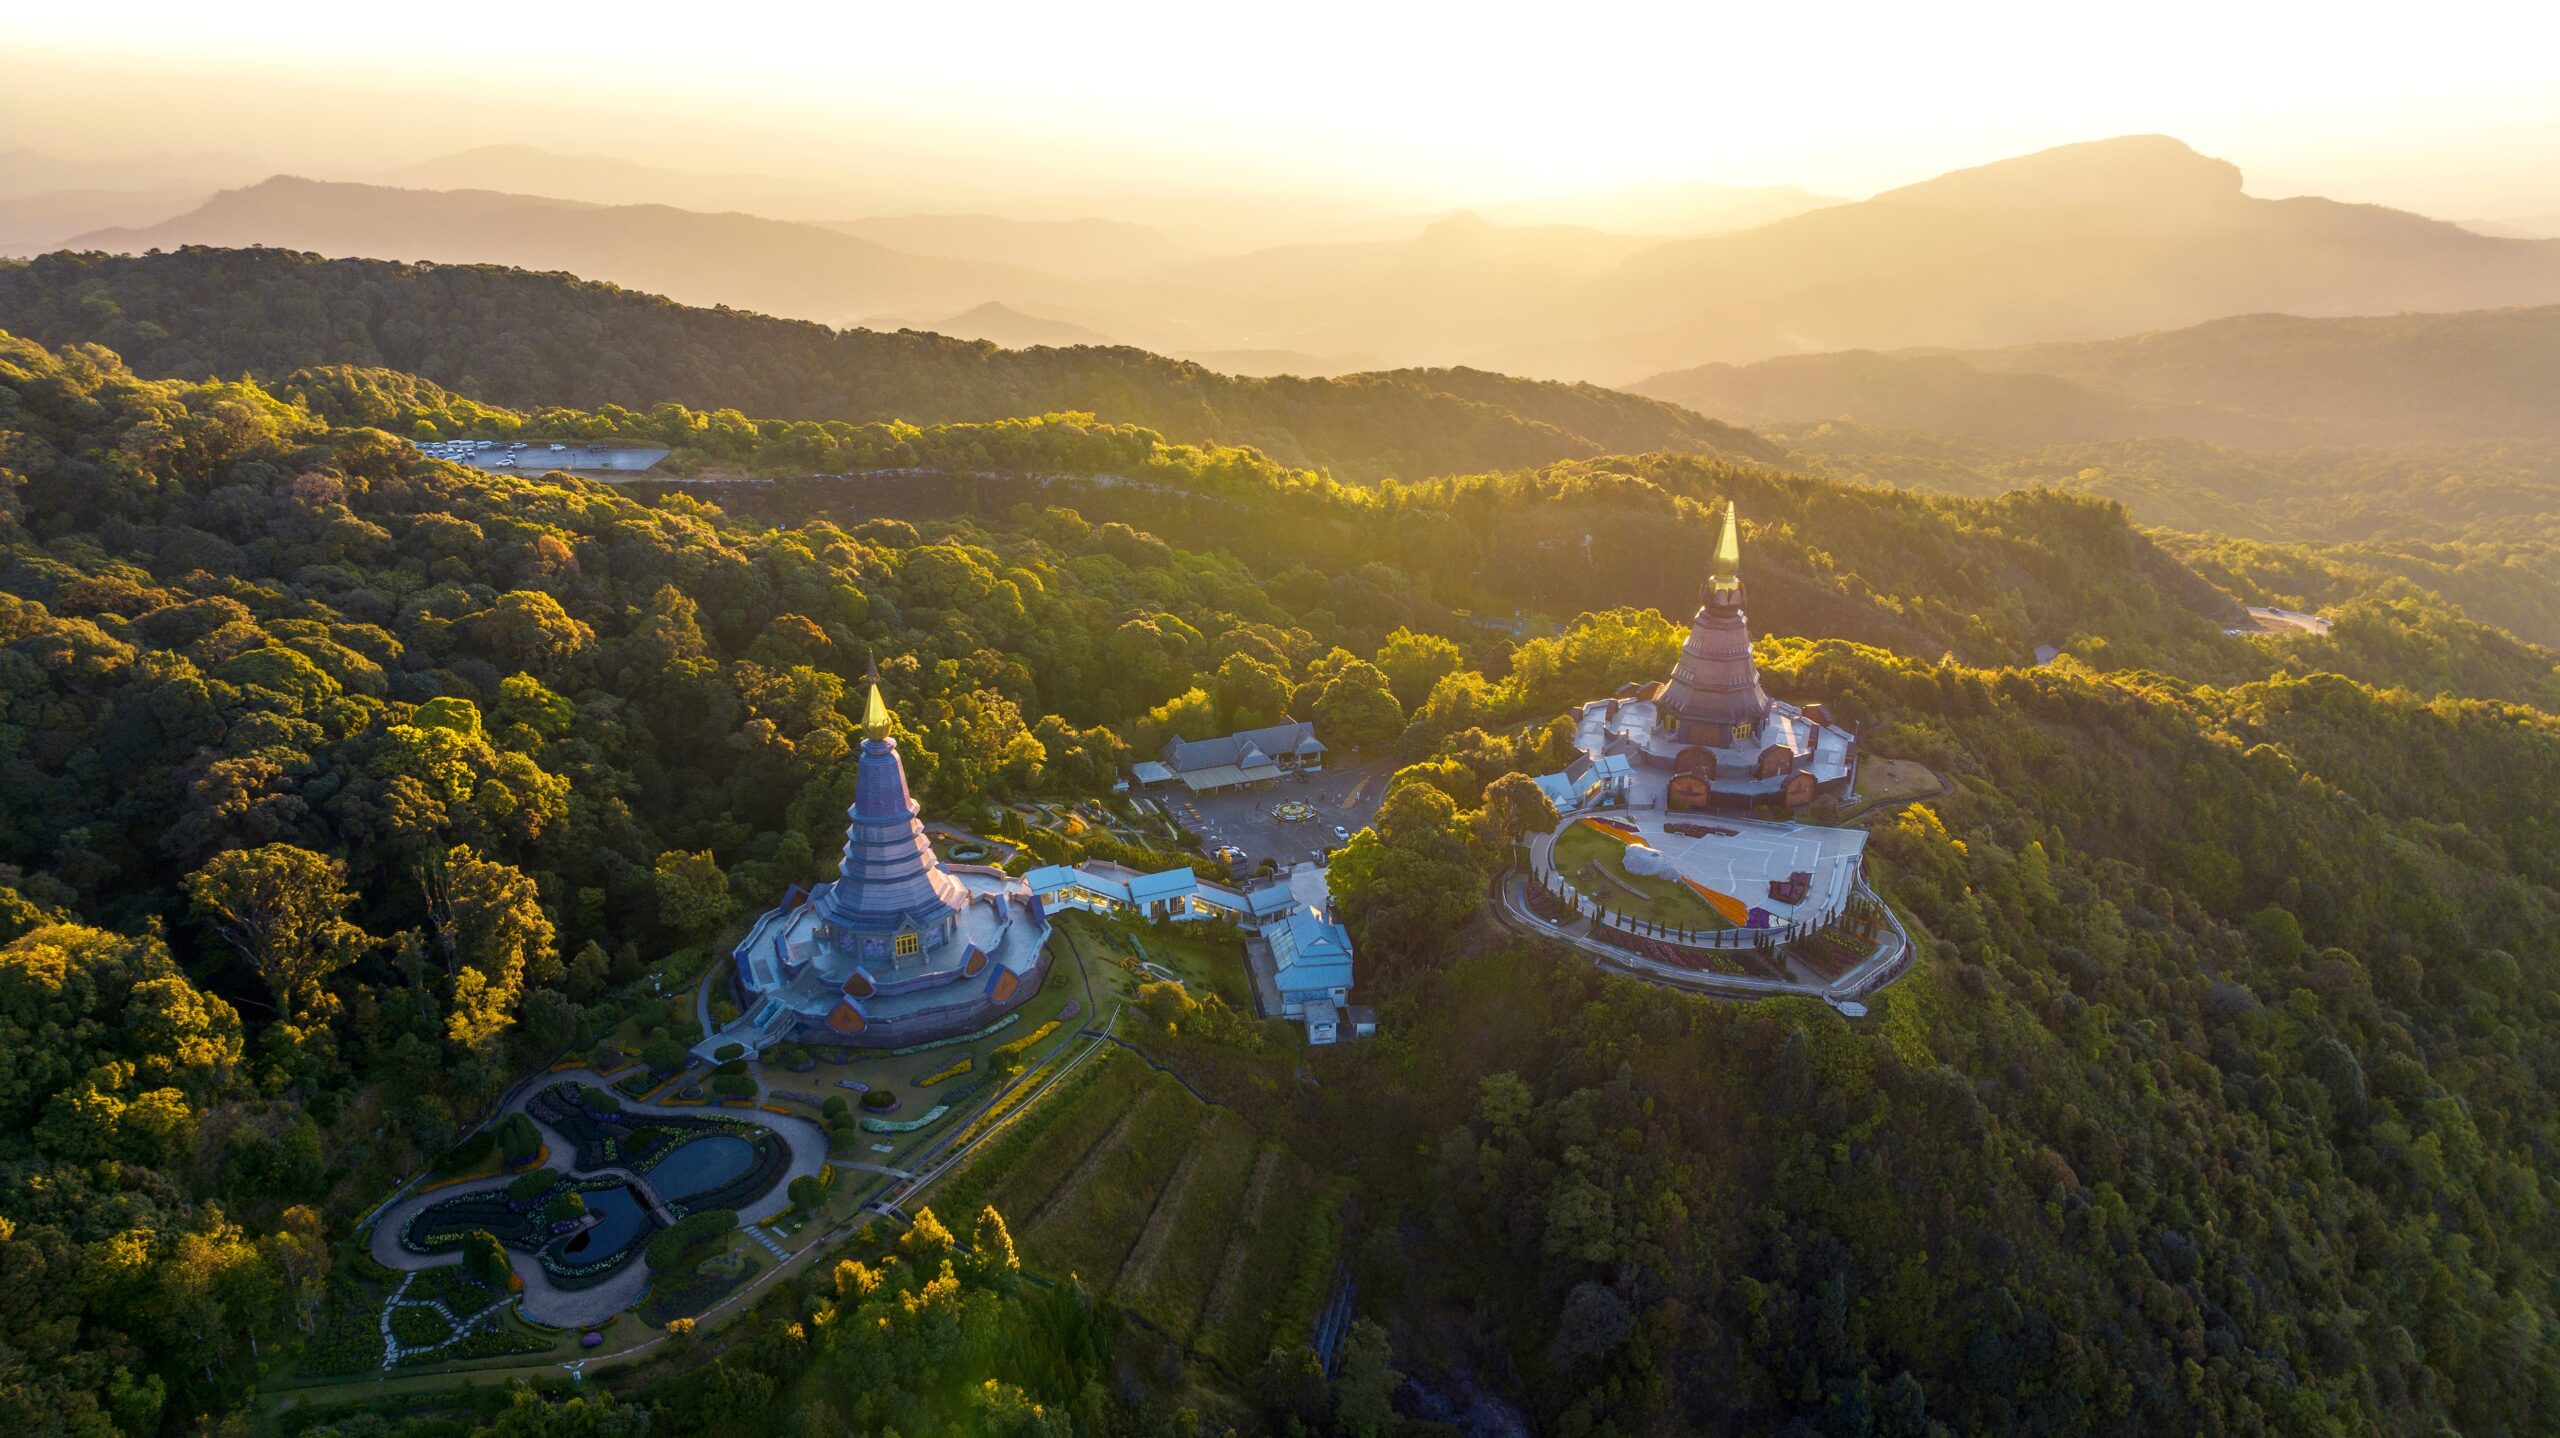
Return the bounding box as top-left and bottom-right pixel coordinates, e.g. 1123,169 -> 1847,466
398,1083 -> 792,1288
1550,822 -> 1736,931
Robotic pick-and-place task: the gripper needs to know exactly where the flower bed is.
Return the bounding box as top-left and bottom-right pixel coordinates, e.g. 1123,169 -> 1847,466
889,1011 -> 1018,1056
918,1056 -> 973,1087
988,1019 -> 1060,1066
861,1105 -> 951,1133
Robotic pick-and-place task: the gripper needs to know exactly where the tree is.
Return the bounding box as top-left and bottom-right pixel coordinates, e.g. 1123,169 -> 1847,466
1478,771 -> 1560,854
971,1205 -> 1020,1276
421,845 -> 555,1053
653,850 -> 737,939
1211,652 -> 1292,731
788,1174 -> 826,1213
460,1229 -> 510,1288
1333,1319 -> 1400,1438
185,845 -> 372,1023
1313,658 -> 1405,749
1375,627 -> 1462,711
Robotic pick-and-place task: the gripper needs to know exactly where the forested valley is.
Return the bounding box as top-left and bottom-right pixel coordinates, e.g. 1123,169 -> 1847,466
0,262 -> 2555,1438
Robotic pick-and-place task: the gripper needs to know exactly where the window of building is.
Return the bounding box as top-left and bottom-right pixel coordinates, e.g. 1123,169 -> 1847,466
895,930 -> 921,957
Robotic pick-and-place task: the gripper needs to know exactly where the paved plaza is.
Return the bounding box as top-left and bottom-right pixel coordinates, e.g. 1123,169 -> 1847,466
1538,813 -> 1869,926
1152,757 -> 1391,871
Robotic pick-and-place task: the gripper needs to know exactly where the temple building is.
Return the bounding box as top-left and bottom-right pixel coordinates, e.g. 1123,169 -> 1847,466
713,681 -> 1052,1055
1569,503 -> 1858,813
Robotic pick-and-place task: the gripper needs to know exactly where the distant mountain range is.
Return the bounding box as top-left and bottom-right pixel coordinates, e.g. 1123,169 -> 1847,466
31,135 -> 2560,383
0,247 -> 1776,479
1506,136 -> 2560,379
1629,306 -> 2560,447
61,176 -> 1079,326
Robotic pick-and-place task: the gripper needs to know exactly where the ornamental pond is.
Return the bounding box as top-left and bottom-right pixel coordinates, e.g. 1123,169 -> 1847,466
402,1084 -> 791,1287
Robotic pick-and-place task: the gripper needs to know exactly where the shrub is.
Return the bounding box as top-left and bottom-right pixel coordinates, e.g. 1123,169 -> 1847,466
460,1229 -> 510,1288
714,1042 -> 745,1063
496,1113 -> 542,1167
645,1210 -> 737,1271
821,1096 -> 850,1121
575,1084 -> 622,1113
640,1034 -> 688,1074
432,1131 -> 495,1177
711,1073 -> 757,1098
788,1174 -> 826,1212
505,1169 -> 556,1202
859,1088 -> 899,1111
591,1038 -> 625,1071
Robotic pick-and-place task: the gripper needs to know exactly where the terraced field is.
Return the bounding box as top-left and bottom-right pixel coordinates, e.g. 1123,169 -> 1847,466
926,1041 -> 1339,1372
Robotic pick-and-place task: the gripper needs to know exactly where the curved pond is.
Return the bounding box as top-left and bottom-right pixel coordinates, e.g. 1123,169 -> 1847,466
552,1184 -> 651,1261
650,1134 -> 756,1201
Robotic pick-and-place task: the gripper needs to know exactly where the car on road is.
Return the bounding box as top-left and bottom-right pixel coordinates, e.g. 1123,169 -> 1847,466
1332,825 -> 1350,841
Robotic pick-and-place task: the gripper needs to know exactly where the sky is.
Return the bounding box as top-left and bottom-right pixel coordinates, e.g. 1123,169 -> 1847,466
9,0 -> 2560,218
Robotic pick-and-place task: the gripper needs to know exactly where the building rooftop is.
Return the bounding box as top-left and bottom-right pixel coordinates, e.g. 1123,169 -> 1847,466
1162,719 -> 1324,774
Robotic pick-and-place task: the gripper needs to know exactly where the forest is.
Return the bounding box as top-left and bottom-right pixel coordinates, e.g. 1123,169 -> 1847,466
0,248 -> 1775,481
1,288 -> 2555,1438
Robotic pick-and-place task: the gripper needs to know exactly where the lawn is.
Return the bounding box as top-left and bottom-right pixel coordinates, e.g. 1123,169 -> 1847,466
1550,823 -> 1733,931
1840,757 -> 1940,815
1059,911 -> 1252,1011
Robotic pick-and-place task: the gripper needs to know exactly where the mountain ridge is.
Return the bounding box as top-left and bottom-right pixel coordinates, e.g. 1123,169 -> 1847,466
0,246 -> 1778,478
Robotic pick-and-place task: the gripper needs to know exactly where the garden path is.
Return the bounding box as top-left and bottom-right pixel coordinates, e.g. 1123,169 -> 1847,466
365,1067 -> 830,1328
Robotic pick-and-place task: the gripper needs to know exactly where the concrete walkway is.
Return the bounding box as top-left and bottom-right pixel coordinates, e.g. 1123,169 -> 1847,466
1490,870 -> 1913,1006
368,1067 -> 830,1328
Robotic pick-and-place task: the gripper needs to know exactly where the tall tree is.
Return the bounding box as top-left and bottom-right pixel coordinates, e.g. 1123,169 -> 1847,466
184,844 -> 372,1023
420,845 -> 554,1053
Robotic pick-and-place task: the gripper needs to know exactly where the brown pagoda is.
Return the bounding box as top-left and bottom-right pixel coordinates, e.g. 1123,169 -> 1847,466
1656,502 -> 1771,748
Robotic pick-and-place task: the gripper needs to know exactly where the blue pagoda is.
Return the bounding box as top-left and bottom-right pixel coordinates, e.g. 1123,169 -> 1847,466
715,679 -> 1052,1053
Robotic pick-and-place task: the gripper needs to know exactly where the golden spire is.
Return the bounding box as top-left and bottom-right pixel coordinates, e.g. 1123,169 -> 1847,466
1710,501 -> 1742,591
861,651 -> 892,741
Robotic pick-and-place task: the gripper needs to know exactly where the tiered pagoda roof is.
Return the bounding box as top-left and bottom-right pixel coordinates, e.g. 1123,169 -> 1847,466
1656,502 -> 1771,734
809,681 -> 968,941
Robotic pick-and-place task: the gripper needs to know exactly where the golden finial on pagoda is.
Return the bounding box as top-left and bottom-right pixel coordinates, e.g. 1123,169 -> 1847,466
1710,501 -> 1742,591
861,651 -> 892,741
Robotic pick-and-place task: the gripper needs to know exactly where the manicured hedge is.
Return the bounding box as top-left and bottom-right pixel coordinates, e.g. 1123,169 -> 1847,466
646,1210 -> 737,1270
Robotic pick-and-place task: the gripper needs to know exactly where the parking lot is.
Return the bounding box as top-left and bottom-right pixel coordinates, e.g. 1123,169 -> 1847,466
1152,758 -> 1393,873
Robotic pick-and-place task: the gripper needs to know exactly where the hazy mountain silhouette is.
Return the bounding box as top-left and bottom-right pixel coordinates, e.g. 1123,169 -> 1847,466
819,214 -> 1191,278
1509,136 -> 2560,379
919,301 -> 1121,348
64,176 -> 1080,325
1466,179 -> 1843,234
46,137 -> 2560,385
1629,305 -> 2560,446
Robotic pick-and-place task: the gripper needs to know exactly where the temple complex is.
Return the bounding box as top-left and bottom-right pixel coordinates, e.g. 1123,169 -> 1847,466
713,680 -> 1052,1055
1569,502 -> 1857,813
1512,500 -> 1911,1007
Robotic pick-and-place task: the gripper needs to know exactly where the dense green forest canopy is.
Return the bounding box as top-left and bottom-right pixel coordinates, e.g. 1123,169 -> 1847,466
0,247 -> 1777,480
1,320 -> 2556,1438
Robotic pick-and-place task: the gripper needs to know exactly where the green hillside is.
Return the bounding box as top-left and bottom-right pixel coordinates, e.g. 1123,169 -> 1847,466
0,246 -> 1776,479
2,326 -> 2555,1436
1633,306 -> 2560,450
